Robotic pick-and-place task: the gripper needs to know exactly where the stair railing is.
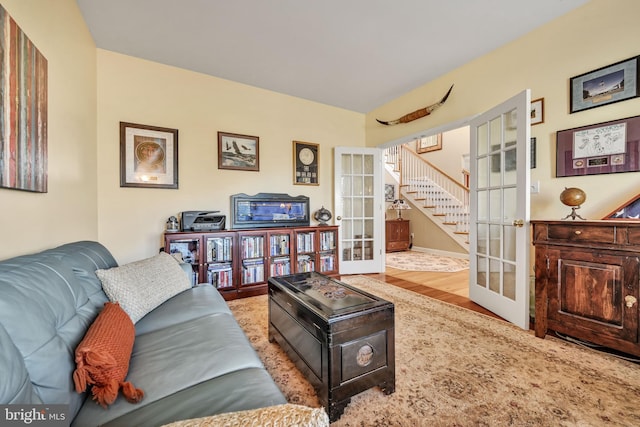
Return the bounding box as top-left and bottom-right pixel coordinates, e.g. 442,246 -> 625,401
393,144 -> 470,234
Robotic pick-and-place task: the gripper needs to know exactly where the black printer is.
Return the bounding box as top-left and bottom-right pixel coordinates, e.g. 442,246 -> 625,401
180,211 -> 226,231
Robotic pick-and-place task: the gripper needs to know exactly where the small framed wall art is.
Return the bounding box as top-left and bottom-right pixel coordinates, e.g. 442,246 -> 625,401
416,134 -> 442,153
569,55 -> 640,113
218,131 -> 260,171
120,122 -> 178,189
293,141 -> 319,185
530,98 -> 544,125
385,184 -> 395,201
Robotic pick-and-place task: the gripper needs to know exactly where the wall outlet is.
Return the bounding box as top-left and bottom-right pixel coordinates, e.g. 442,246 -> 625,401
530,181 -> 540,194
410,233 -> 415,238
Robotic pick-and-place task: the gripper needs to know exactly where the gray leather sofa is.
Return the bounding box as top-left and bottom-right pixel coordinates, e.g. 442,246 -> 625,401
0,241 -> 287,426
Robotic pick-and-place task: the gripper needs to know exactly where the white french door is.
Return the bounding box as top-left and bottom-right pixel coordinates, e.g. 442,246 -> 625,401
469,90 -> 531,329
334,147 -> 385,274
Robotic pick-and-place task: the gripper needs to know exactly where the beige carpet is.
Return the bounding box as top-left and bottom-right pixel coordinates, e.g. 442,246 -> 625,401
228,275 -> 640,426
386,250 -> 469,272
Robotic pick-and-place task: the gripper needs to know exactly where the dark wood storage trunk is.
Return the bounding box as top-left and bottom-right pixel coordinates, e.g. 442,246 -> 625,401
268,272 -> 395,422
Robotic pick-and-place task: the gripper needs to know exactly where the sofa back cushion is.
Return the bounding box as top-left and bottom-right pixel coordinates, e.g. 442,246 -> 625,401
0,241 -> 118,418
0,322 -> 40,404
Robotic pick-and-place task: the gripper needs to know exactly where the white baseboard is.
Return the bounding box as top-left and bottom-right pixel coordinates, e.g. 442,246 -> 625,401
408,246 -> 469,260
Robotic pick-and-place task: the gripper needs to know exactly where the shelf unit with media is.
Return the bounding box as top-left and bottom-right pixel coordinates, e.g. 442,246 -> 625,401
164,225 -> 339,300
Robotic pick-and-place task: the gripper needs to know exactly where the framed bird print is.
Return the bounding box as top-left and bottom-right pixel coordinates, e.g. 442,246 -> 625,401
293,141 -> 319,185
218,131 -> 260,171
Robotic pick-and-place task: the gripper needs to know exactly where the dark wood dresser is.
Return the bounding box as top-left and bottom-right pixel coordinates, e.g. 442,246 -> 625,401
531,220 -> 640,356
385,219 -> 410,252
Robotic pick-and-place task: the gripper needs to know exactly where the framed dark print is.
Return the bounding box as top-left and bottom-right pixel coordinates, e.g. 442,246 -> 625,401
293,141 -> 319,185
530,137 -> 537,169
218,132 -> 259,171
556,114 -> 640,177
385,184 -> 395,201
120,122 -> 178,189
570,55 -> 640,113
530,98 -> 544,125
416,134 -> 442,153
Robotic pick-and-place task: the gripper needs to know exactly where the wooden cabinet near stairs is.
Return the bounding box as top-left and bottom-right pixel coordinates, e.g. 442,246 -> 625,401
385,219 -> 410,252
531,220 -> 640,357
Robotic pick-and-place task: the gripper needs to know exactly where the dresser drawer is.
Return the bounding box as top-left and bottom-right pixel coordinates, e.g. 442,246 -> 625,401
547,224 -> 615,244
387,241 -> 409,251
627,228 -> 640,245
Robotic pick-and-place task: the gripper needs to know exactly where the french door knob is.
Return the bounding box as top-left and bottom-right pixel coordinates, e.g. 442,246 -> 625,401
336,216 -> 342,220
512,219 -> 524,227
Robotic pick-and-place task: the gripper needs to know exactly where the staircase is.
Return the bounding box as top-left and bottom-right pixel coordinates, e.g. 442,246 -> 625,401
385,144 -> 470,251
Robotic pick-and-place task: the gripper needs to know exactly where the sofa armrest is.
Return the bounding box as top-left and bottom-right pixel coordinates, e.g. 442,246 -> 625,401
159,404 -> 329,427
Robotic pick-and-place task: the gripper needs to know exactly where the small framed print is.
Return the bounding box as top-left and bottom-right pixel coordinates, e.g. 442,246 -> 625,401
218,132 -> 259,171
293,141 -> 319,185
531,98 -> 544,125
120,122 -> 178,189
570,55 -> 640,113
385,184 -> 395,201
416,134 -> 442,153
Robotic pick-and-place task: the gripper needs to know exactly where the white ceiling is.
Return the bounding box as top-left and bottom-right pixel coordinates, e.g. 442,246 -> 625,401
76,0 -> 589,113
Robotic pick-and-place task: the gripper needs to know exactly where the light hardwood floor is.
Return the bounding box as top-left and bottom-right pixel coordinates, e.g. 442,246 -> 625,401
362,266 -> 504,320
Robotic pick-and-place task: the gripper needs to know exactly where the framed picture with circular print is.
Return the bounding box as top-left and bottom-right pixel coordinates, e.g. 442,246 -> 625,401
120,122 -> 179,189
293,141 -> 319,185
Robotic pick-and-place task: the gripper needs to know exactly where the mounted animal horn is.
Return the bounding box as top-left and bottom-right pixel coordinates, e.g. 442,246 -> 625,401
376,84 -> 454,126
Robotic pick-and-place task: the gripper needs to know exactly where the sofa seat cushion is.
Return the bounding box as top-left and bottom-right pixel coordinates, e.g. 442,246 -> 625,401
96,252 -> 191,323
72,368 -> 287,427
135,284 -> 230,336
73,302 -> 143,408
72,312 -> 286,426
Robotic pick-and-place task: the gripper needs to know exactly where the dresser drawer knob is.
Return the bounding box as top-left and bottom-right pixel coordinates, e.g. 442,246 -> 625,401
574,230 -> 582,235
625,295 -> 637,308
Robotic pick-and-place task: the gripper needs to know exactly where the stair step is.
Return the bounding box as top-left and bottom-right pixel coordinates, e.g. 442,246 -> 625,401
454,231 -> 469,235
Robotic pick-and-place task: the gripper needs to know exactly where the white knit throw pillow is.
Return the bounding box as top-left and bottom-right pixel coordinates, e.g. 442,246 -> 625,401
96,252 -> 191,323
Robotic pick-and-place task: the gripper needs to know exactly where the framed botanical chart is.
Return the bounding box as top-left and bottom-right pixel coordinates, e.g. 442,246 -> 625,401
120,122 -> 179,189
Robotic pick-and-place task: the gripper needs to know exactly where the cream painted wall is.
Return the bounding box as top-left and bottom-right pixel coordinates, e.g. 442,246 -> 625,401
418,126 -> 470,186
0,0 -> 97,260
368,0 -> 640,222
96,50 -> 365,264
